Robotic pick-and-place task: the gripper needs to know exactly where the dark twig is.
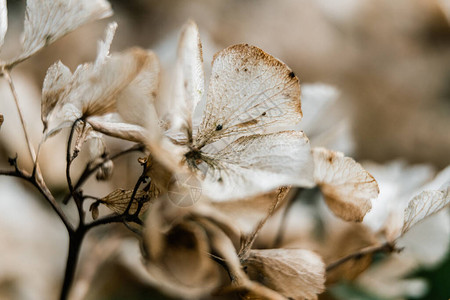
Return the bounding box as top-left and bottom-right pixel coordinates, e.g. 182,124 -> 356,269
62,143 -> 144,204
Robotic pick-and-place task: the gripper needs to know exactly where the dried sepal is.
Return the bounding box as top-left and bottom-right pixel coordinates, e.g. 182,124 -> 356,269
202,131 -> 314,201
41,23 -> 159,142
0,0 -> 7,50
88,118 -> 148,144
312,147 -> 379,222
401,183 -> 450,235
170,19 -> 204,137
9,0 -> 112,66
194,43 -> 302,148
0,113 -> 3,128
101,189 -> 149,215
242,249 -> 325,300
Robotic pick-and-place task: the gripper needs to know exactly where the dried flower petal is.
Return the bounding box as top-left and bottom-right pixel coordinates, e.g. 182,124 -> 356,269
169,20 -> 204,137
401,183 -> 450,234
201,131 -> 314,201
101,189 -> 149,215
9,0 -> 112,66
194,43 -> 302,148
42,23 -> 159,142
313,147 -> 379,222
0,0 -> 7,50
242,249 -> 325,300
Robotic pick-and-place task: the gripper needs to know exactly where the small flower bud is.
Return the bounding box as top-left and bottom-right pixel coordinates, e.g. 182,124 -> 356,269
89,202 -> 100,220
96,159 -> 114,181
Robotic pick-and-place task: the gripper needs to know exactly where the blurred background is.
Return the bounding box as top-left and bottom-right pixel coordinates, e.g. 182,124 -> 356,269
0,0 -> 449,299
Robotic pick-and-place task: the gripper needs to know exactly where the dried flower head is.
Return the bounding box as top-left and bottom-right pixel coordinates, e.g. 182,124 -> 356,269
145,20 -> 315,201
41,22 -> 159,155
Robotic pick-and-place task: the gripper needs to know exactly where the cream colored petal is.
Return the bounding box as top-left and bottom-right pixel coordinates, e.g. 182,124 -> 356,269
88,117 -> 147,143
243,249 -> 325,300
201,131 -> 314,201
169,20 -> 204,138
9,0 -> 112,66
313,147 -> 379,222
41,60 -> 73,131
101,189 -> 149,216
44,48 -> 152,138
116,50 -> 160,127
401,182 -> 450,235
0,0 -> 7,50
194,44 -> 302,148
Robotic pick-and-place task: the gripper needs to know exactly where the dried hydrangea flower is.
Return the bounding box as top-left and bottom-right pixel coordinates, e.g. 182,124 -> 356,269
0,0 -> 112,68
145,20 -> 315,201
41,22 -> 159,147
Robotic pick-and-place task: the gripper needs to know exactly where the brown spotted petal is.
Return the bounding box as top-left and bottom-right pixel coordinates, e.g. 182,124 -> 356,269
242,249 -> 325,300
101,189 -> 150,216
194,43 -> 302,148
312,147 -> 379,222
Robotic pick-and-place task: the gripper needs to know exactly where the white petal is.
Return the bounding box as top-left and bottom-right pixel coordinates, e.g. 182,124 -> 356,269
0,0 -> 7,50
401,182 -> 450,234
194,44 -> 302,148
201,131 -> 314,201
10,0 -> 112,66
243,249 -> 325,300
313,147 -> 379,222
169,20 -> 204,138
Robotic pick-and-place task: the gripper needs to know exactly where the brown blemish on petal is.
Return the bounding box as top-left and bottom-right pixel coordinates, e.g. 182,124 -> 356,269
238,119 -> 258,127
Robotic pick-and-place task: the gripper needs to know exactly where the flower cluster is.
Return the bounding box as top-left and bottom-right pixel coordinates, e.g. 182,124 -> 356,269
0,1 -> 449,300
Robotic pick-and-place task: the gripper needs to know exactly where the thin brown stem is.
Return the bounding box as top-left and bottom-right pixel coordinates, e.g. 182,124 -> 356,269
239,187 -> 289,260
326,242 -> 400,272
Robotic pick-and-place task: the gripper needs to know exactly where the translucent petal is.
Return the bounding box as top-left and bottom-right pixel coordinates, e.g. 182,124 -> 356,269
200,131 -> 314,201
9,0 -> 112,66
194,44 -> 302,148
169,20 -> 204,139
